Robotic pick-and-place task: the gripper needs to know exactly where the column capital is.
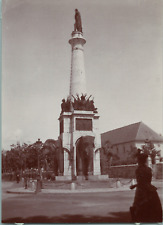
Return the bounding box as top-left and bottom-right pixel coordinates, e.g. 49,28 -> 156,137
69,31 -> 86,46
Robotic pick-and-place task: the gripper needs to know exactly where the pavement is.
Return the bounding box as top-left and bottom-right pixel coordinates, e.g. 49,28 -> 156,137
2,180 -> 162,223
6,186 -> 131,194
5,179 -> 163,194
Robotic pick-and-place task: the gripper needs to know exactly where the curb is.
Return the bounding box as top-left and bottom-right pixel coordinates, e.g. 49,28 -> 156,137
7,190 -> 35,194
6,187 -> 131,194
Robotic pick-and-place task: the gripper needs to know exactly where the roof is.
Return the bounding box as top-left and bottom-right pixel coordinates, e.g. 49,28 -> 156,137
101,122 -> 163,146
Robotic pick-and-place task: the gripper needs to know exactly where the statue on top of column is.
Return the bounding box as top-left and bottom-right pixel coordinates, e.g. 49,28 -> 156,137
74,9 -> 82,33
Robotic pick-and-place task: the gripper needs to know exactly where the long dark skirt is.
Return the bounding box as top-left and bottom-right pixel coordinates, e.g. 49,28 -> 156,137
130,185 -> 162,222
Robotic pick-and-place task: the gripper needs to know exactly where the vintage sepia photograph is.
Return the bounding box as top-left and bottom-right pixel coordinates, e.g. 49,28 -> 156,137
2,0 -> 163,223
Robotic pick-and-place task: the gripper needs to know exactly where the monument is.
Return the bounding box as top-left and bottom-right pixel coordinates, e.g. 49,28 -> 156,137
58,10 -> 101,179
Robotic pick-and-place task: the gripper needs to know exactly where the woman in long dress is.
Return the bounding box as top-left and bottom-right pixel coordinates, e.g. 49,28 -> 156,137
130,150 -> 162,222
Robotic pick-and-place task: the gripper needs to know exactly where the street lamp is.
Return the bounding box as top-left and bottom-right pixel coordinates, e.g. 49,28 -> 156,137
34,138 -> 43,193
35,138 -> 43,175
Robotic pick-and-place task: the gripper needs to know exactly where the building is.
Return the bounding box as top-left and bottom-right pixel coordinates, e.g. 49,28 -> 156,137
101,121 -> 163,171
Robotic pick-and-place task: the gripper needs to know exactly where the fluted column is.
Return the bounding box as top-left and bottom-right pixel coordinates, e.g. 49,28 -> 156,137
69,31 -> 86,98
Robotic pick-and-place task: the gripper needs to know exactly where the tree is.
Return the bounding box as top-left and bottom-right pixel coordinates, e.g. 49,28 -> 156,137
141,139 -> 161,165
126,146 -> 138,165
28,139 -> 44,174
9,143 -> 26,174
2,140 -> 47,174
99,141 -> 119,175
43,139 -> 61,176
2,142 -> 30,173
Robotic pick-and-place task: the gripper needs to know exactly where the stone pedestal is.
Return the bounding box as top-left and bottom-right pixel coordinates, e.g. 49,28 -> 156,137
59,110 -> 101,176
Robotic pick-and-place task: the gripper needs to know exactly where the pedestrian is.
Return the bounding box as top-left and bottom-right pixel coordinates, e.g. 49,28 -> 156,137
35,174 -> 41,193
51,173 -> 56,181
24,174 -> 28,189
16,173 -> 20,183
130,149 -> 162,222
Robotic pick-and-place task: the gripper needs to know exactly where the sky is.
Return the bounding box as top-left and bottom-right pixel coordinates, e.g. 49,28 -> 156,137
2,0 -> 163,149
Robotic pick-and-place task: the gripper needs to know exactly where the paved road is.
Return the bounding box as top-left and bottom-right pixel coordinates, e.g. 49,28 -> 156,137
2,181 -> 163,223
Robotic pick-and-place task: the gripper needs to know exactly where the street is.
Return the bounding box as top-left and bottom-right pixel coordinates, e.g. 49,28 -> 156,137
2,181 -> 163,223
2,192 -> 133,223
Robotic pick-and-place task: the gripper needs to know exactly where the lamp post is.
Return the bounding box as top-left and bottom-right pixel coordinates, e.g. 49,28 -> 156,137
34,138 -> 43,193
35,138 -> 43,175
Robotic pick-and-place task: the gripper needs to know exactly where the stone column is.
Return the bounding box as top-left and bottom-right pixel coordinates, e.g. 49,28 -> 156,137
70,115 -> 77,178
69,31 -> 86,97
64,151 -> 71,175
93,115 -> 101,175
93,150 -> 101,175
73,144 -> 77,177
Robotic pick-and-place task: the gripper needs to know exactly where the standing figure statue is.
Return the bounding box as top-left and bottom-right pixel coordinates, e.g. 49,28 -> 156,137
74,9 -> 82,33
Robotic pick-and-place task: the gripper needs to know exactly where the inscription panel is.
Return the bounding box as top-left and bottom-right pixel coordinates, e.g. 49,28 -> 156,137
76,118 -> 92,131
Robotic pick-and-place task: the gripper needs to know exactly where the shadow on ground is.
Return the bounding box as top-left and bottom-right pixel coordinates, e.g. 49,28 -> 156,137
2,211 -> 132,223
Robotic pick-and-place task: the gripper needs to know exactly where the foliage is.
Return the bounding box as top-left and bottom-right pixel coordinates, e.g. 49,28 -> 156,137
2,140 -> 45,173
100,141 -> 119,174
2,143 -> 29,173
43,139 -> 61,175
141,139 -> 161,164
2,138 -> 66,178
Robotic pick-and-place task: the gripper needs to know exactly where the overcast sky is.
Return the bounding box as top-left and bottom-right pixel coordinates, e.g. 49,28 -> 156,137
2,0 -> 163,149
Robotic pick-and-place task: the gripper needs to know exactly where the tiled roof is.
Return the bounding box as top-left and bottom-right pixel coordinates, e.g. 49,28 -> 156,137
101,122 -> 163,146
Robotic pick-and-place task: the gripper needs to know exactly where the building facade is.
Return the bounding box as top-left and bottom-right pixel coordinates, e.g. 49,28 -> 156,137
100,122 -> 163,173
